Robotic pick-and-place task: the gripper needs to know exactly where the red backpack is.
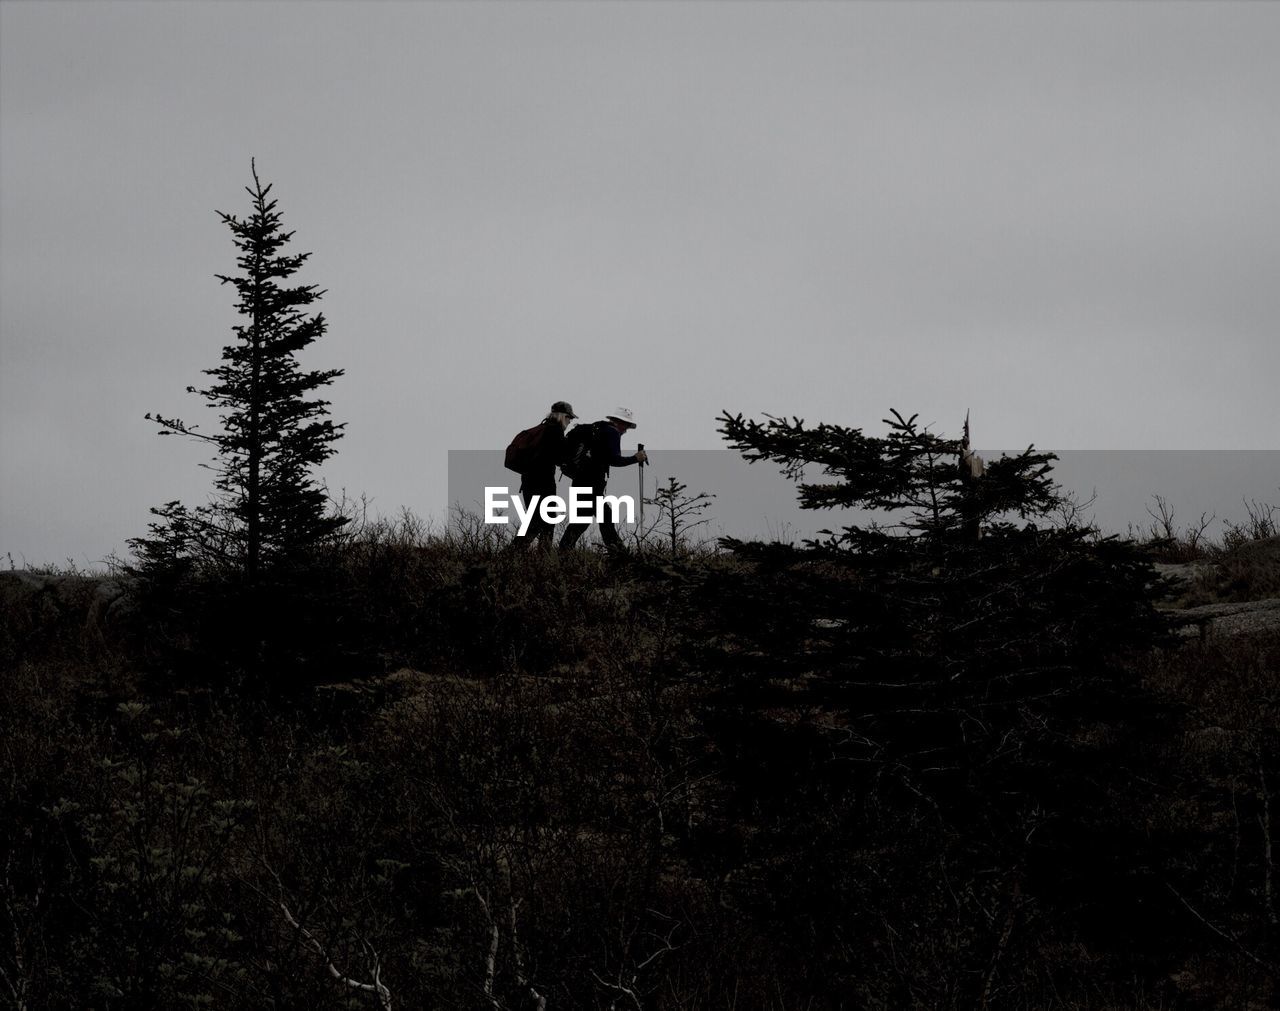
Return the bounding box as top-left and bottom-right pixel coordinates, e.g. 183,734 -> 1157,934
504,423 -> 546,474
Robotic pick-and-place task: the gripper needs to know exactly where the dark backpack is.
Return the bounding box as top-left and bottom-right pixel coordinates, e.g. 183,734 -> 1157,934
504,423 -> 546,474
560,422 -> 601,481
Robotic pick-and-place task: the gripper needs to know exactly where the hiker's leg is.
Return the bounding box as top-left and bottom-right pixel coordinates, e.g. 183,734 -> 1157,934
598,491 -> 622,548
518,510 -> 555,547
558,484 -> 593,550
558,520 -> 589,550
510,487 -> 540,549
512,484 -> 556,550
533,518 -> 556,552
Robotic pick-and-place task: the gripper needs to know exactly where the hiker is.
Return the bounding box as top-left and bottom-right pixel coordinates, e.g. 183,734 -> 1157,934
509,401 -> 577,550
559,407 -> 648,554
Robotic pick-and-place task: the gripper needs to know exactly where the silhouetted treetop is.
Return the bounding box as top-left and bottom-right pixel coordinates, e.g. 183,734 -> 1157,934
716,408 -> 1059,544
134,161 -> 345,580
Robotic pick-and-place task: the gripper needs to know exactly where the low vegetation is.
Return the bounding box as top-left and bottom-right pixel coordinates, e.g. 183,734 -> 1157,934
3,423 -> 1278,1008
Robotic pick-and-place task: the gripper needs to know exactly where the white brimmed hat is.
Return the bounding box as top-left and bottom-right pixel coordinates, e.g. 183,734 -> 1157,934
605,407 -> 637,428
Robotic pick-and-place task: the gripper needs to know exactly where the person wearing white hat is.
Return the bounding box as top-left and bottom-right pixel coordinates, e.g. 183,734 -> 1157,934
559,406 -> 648,553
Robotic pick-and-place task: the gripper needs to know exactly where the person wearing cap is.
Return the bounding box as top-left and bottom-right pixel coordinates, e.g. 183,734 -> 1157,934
511,400 -> 577,550
558,407 -> 648,554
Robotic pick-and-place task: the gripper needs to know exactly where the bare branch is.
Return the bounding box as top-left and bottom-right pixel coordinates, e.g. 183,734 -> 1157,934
1164,881 -> 1278,974
509,899 -> 546,1011
277,899 -> 392,1010
1258,753 -> 1277,926
591,969 -> 644,1011
1,849 -> 33,1011
472,888 -> 501,1010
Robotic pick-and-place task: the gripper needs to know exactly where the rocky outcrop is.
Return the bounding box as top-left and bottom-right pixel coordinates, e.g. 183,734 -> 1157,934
1153,561 -> 1215,588
1165,597 -> 1280,640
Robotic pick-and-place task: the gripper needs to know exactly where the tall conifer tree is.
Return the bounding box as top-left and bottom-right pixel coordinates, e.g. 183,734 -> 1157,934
136,162 -> 345,579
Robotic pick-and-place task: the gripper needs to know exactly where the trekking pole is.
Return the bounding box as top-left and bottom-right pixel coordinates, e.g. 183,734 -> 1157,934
637,443 -> 646,549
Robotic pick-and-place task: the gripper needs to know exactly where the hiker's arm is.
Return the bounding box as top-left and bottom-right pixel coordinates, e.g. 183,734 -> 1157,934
602,427 -> 639,468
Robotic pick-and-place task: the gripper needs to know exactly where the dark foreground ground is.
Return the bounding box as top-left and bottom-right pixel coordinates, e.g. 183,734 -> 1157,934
2,529 -> 1279,1009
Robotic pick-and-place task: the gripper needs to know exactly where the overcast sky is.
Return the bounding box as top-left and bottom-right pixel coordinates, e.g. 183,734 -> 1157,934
2,1 -> 1278,566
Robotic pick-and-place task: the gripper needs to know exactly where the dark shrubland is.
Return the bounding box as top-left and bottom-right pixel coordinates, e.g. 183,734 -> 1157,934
3,416 -> 1278,1008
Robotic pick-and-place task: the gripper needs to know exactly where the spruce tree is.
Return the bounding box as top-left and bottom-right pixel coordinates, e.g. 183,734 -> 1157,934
686,408 -> 1170,990
647,476 -> 715,555
708,408 -> 1161,706
135,162 -> 345,580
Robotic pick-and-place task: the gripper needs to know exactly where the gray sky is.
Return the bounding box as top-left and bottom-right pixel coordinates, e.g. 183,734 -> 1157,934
3,1 -> 1278,566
